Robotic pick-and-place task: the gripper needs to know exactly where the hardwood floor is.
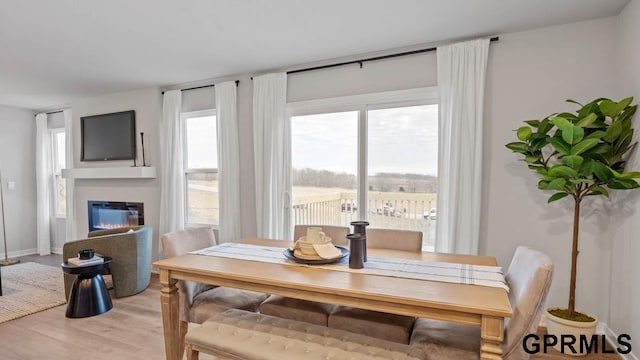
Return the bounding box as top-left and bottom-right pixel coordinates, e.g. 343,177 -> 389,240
0,254 -> 621,359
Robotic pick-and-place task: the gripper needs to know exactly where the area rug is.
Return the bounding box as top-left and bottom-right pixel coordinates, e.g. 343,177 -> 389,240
0,262 -> 66,324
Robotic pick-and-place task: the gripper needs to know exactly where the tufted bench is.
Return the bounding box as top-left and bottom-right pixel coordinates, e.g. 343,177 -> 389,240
185,309 -> 426,360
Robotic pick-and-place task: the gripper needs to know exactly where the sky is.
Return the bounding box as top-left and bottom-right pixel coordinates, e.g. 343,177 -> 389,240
291,104 -> 438,176
184,105 -> 439,176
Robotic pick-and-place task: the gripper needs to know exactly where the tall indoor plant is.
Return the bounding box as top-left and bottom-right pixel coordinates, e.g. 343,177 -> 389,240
506,97 -> 640,352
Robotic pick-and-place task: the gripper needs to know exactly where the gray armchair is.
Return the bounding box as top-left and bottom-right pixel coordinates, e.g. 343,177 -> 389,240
62,225 -> 153,299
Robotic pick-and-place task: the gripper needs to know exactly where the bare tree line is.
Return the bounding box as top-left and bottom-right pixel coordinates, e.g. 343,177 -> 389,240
292,168 -> 438,193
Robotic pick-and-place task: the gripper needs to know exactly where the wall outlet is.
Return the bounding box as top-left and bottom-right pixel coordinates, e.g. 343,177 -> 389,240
8,181 -> 15,190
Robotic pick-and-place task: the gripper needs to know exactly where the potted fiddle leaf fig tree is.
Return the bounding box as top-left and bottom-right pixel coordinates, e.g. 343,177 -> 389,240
506,97 -> 640,355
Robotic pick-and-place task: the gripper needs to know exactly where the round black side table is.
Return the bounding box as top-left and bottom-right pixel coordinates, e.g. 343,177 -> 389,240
61,257 -> 113,318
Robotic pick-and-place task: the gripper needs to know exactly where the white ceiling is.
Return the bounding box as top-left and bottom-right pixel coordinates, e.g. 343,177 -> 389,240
0,0 -> 630,110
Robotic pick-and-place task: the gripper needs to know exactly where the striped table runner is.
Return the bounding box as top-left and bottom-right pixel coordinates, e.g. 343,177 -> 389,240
191,243 -> 508,291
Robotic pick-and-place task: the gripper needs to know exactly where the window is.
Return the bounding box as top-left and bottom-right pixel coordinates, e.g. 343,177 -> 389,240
51,129 -> 66,217
288,88 -> 438,250
182,110 -> 219,226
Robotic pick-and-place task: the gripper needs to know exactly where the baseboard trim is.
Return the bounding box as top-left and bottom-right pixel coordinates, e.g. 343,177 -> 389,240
598,322 -> 637,360
0,248 -> 37,259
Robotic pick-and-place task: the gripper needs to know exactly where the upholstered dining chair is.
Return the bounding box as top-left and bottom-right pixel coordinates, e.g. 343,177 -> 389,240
409,246 -> 554,360
328,228 -> 423,344
161,227 -> 269,357
258,224 -> 350,326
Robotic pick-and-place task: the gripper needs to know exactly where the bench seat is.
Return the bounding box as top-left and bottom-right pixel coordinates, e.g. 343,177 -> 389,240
185,309 -> 426,360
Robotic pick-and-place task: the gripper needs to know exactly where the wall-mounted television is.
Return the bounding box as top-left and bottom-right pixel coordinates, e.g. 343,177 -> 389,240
81,110 -> 136,161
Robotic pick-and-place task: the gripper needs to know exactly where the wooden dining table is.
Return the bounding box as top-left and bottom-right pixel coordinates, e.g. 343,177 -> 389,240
153,237 -> 512,360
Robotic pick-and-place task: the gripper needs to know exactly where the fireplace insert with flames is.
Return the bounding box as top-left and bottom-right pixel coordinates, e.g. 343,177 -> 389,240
88,201 -> 144,232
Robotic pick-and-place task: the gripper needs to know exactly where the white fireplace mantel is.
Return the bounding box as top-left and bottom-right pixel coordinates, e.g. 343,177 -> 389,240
61,166 -> 157,179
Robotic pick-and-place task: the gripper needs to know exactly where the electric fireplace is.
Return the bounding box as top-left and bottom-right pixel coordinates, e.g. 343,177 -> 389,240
87,201 -> 144,232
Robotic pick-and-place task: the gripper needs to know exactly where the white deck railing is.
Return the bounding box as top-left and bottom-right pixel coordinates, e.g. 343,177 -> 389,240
292,191 -> 437,249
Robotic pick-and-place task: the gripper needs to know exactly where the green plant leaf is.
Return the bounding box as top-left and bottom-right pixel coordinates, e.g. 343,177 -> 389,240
618,97 -> 633,111
570,138 -> 600,155
584,130 -> 606,140
578,102 -> 600,119
566,99 -> 583,106
608,179 -> 640,189
548,192 -> 569,203
506,142 -> 528,153
535,168 -> 548,176
549,137 -> 571,155
582,143 -> 610,155
538,180 -> 550,190
600,99 -> 619,117
575,113 -> 598,127
525,155 -> 541,164
517,126 -> 533,141
593,162 -> 614,182
561,155 -> 584,170
557,112 -> 578,120
550,116 -> 571,131
562,125 -> 585,145
620,171 -> 640,179
589,186 -> 609,198
538,119 -> 554,134
547,178 -> 567,191
548,165 -> 578,178
603,121 -> 623,143
524,120 -> 541,127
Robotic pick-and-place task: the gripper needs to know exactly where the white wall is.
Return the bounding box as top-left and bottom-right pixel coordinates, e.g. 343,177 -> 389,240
483,17 -> 618,322
70,87 -> 162,259
610,0 -> 640,353
0,105 -> 37,258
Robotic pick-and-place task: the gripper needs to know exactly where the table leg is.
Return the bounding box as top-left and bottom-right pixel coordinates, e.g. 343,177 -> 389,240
480,315 -> 504,360
160,269 -> 180,360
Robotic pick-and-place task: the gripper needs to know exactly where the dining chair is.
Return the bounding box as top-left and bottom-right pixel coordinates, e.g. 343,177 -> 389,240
409,246 -> 554,359
258,224 -> 350,326
161,227 -> 269,357
327,228 -> 423,344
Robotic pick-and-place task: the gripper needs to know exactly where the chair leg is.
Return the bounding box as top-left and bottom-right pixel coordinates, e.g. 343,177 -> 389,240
179,320 -> 188,358
186,343 -> 199,360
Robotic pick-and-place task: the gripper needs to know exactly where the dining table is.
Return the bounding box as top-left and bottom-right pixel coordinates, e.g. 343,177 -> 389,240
153,237 -> 512,360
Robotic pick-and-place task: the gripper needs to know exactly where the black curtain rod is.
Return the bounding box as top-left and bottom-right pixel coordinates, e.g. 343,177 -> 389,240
161,80 -> 239,95
41,110 -> 63,116
250,36 -> 499,79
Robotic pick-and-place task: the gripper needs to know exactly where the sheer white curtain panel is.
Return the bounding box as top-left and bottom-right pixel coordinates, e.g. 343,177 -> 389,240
35,113 -> 52,255
63,109 -> 76,242
435,38 -> 490,255
159,90 -> 185,243
215,81 -> 241,243
253,72 -> 289,239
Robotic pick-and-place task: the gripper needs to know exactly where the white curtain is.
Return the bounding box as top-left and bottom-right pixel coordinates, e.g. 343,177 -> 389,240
35,113 -> 52,255
253,72 -> 289,239
215,81 -> 241,243
435,38 -> 490,255
159,90 -> 185,241
63,109 -> 76,242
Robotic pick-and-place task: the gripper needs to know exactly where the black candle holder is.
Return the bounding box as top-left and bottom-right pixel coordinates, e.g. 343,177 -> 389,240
346,233 -> 364,269
350,221 -> 369,262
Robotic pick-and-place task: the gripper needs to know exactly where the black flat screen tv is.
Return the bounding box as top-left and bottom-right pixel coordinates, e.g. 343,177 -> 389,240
81,110 -> 136,161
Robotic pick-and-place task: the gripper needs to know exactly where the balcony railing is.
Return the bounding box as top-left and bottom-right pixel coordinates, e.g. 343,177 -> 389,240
292,191 -> 437,250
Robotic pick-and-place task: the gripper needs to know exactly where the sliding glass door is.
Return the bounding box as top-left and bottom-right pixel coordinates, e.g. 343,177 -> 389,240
288,88 -> 438,250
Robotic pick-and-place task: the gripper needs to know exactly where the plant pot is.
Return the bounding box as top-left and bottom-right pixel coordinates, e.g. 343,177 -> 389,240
545,307 -> 598,356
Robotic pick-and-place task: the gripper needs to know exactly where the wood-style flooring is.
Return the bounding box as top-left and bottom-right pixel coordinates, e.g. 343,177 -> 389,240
0,254 -> 621,359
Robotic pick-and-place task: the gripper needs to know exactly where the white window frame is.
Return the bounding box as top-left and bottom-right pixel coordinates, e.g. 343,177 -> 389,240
181,109 -> 219,228
50,128 -> 66,218
286,87 -> 438,221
